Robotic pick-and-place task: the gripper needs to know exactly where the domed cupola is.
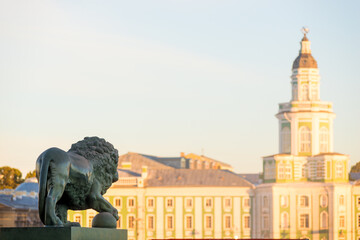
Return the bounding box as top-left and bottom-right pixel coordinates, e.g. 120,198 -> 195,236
292,29 -> 318,69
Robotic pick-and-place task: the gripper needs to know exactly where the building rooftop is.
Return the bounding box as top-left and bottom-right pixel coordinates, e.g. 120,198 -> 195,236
145,169 -> 254,188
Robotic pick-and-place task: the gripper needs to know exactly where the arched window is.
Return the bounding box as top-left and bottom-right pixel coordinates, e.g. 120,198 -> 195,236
320,211 -> 328,229
320,195 -> 328,208
281,212 -> 289,229
319,127 -> 329,153
299,126 -> 311,153
280,196 -> 288,208
301,84 -> 309,101
281,127 -> 291,153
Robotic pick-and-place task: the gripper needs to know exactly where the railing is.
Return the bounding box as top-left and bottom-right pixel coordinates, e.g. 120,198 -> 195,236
278,101 -> 333,113
114,177 -> 138,186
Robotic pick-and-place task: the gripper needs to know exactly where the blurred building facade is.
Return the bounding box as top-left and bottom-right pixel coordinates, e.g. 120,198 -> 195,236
0,178 -> 42,227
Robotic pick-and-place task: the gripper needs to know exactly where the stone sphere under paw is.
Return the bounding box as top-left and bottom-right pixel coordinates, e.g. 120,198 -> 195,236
92,212 -> 117,228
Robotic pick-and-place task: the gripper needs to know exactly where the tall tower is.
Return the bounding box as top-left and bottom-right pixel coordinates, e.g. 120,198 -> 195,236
276,29 -> 335,156
263,29 -> 349,183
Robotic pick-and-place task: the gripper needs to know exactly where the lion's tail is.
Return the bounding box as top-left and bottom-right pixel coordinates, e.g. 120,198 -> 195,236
36,151 -> 50,225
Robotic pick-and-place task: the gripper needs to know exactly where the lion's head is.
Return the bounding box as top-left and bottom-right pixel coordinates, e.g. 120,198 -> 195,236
68,137 -> 119,194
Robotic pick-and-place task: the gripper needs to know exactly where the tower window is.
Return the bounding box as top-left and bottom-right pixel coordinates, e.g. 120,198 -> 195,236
319,127 -> 329,153
299,126 -> 311,153
301,84 -> 309,101
311,84 -> 319,100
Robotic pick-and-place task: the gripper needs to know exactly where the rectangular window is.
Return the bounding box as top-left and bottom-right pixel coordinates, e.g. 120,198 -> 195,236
167,198 -> 174,208
128,215 -> 135,229
185,215 -> 193,230
205,198 -> 212,208
278,165 -> 284,179
357,197 -> 360,207
75,215 -> 82,225
263,215 -> 269,229
117,217 -> 121,229
185,198 -> 193,208
285,165 -> 292,179
128,198 -> 135,208
224,215 -> 231,229
300,214 -> 309,228
358,214 -> 360,228
147,198 -> 154,208
339,216 -> 345,228
147,215 -> 154,230
205,215 -> 212,229
166,215 -> 174,230
244,216 -> 250,229
336,162 -> 344,178
224,198 -> 231,208
300,196 -> 309,207
243,198 -> 250,208
115,198 -> 122,207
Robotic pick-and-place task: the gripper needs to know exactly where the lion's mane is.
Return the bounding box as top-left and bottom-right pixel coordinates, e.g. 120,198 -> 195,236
68,137 -> 119,194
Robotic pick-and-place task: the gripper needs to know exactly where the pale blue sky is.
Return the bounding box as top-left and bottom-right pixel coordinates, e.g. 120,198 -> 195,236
0,0 -> 359,175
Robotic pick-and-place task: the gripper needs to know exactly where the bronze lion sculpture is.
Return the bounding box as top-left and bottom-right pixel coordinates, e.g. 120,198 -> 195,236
36,137 -> 119,226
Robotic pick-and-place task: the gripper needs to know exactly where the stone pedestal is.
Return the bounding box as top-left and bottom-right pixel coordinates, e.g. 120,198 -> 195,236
0,227 -> 127,240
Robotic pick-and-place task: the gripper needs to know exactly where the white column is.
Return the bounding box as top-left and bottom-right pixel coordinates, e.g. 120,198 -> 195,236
214,197 -> 222,238
234,197 -> 241,238
156,197 -> 164,239
195,197 -> 202,238
175,197 -> 183,238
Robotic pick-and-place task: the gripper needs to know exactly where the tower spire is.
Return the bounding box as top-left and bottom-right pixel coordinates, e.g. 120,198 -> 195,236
292,27 -> 317,69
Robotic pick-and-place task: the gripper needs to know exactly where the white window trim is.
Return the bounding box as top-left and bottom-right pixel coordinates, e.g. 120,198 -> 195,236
280,195 -> 288,208
298,213 -> 311,229
146,214 -> 155,230
242,214 -> 251,230
223,197 -> 232,209
127,214 -> 136,229
320,195 -> 328,208
320,211 -> 328,229
184,197 -> 193,209
223,214 -> 232,230
299,195 -> 311,208
114,197 -> 122,209
204,214 -> 213,230
204,197 -> 213,209
184,214 -> 193,230
339,215 -> 346,229
127,197 -> 136,208
165,197 -> 174,209
280,212 -> 289,229
165,214 -> 174,231
243,197 -> 251,209
147,197 -> 155,208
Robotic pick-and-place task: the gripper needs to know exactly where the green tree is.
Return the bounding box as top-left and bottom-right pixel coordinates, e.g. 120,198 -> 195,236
0,166 -> 24,189
351,162 -> 360,173
25,170 -> 36,179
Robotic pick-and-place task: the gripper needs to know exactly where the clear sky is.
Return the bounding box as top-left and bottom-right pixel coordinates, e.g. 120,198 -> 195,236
0,0 -> 359,175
